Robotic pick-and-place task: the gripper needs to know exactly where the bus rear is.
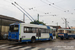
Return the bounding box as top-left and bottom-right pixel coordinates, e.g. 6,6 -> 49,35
8,24 -> 20,42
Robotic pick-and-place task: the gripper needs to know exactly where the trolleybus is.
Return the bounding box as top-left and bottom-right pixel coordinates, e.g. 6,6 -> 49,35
58,29 -> 75,40
8,23 -> 56,42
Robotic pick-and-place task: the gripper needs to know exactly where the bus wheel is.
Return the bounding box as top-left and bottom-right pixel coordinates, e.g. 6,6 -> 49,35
31,37 -> 36,43
49,36 -> 53,41
61,38 -> 63,40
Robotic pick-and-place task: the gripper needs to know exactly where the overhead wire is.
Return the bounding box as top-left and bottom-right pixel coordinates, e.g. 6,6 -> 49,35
46,0 -> 74,14
4,0 -> 57,19
40,0 -> 74,15
46,0 -> 66,10
40,0 -> 58,16
40,0 -> 64,12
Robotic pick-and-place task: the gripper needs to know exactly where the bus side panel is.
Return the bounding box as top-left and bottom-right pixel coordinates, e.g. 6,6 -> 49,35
36,33 -> 50,41
39,33 -> 49,39
19,25 -> 36,42
64,33 -> 68,38
58,33 -> 64,38
68,33 -> 75,38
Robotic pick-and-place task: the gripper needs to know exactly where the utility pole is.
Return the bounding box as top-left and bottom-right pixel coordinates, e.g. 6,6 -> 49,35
37,14 -> 39,24
23,13 -> 25,23
56,22 -> 58,26
61,18 -> 68,28
37,14 -> 39,21
37,14 -> 39,41
64,18 -> 67,28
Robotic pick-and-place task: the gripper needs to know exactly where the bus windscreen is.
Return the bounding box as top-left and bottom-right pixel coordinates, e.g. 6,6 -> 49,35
9,25 -> 19,32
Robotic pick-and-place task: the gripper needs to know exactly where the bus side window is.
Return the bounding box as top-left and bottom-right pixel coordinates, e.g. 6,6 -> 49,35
29,28 -> 32,33
69,31 -> 71,33
26,27 -> 29,33
32,28 -> 36,33
24,27 -> 36,33
50,29 -> 53,33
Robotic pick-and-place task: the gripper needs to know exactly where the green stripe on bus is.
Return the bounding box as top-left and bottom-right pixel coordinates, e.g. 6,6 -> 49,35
19,24 -> 21,39
22,37 -> 49,40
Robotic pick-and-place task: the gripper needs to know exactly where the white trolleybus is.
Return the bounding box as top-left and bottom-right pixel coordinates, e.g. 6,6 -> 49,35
8,23 -> 56,42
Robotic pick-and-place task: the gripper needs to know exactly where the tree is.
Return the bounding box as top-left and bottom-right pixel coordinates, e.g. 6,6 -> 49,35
30,20 -> 46,25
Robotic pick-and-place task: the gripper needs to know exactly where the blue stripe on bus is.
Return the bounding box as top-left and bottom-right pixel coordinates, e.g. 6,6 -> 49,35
20,38 -> 50,42
47,26 -> 50,29
36,38 -> 50,41
58,33 -> 75,38
49,33 -> 53,39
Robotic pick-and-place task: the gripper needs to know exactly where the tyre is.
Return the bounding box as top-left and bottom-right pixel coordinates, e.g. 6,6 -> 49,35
31,37 -> 36,43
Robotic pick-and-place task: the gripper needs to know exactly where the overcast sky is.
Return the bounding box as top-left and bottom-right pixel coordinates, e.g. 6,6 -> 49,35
0,0 -> 75,27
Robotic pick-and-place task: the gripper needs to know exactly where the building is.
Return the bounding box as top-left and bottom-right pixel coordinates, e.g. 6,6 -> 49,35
71,27 -> 75,29
0,15 -> 23,39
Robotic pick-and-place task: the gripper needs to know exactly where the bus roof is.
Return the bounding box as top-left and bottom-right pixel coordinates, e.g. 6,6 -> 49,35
20,23 -> 54,29
58,29 -> 75,31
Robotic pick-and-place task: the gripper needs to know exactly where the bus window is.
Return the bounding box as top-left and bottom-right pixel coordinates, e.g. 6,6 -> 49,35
50,29 -> 53,33
9,25 -> 19,32
26,27 -> 29,33
32,28 -> 36,33
58,30 -> 64,33
41,29 -> 49,33
24,27 -> 36,33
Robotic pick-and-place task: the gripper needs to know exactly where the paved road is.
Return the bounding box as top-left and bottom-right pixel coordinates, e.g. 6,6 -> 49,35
0,39 -> 75,50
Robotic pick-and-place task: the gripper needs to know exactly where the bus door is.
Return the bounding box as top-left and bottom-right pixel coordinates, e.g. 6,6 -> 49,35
52,30 -> 56,39
53,31 -> 56,36
36,29 -> 41,37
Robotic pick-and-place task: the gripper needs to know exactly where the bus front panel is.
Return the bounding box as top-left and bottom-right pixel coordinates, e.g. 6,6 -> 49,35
8,25 -> 19,41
